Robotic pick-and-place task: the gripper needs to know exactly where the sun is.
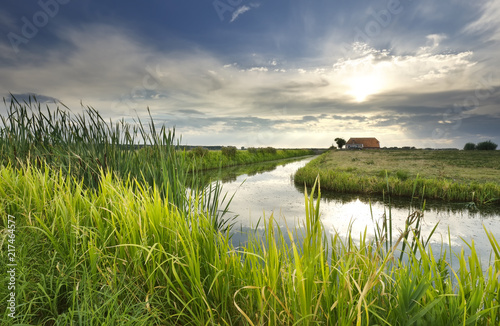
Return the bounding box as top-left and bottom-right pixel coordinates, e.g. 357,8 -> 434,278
347,74 -> 381,102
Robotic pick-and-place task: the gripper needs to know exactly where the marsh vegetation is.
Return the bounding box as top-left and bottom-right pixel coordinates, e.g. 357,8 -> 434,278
1,98 -> 499,325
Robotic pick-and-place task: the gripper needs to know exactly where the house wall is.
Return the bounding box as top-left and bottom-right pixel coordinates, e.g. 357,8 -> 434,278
346,138 -> 380,149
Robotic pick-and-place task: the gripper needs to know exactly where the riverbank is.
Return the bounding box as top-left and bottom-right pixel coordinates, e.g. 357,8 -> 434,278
2,99 -> 499,324
2,164 -> 499,325
294,149 -> 500,203
184,148 -> 316,170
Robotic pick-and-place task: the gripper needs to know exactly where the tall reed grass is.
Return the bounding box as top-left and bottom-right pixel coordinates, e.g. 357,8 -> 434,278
1,97 -> 499,324
0,96 -> 234,229
1,164 -> 499,325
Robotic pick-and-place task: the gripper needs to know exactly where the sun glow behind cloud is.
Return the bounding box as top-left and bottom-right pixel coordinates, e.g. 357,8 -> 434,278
0,14 -> 498,149
329,43 -> 478,103
346,74 -> 382,102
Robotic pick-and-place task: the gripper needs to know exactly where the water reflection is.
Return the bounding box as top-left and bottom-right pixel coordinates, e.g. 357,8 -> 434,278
308,189 -> 500,218
196,156 -> 310,187
205,156 -> 500,266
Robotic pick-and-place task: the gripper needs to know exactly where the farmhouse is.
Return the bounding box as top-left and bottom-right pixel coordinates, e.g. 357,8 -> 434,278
346,137 -> 380,149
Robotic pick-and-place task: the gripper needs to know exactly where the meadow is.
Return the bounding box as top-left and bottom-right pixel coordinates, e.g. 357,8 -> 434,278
1,98 -> 499,325
295,149 -> 500,204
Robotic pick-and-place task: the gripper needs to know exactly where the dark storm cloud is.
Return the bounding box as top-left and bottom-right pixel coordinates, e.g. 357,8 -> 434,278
454,115 -> 500,139
244,97 -> 348,116
283,79 -> 330,90
330,115 -> 367,122
302,115 -> 319,122
7,93 -> 59,103
154,113 -> 333,133
175,109 -> 205,115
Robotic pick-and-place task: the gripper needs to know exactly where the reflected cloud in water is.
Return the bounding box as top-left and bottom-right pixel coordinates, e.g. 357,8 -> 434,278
206,156 -> 500,266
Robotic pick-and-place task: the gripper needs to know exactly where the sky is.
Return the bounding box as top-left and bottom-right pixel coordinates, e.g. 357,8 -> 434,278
1,0 -> 499,149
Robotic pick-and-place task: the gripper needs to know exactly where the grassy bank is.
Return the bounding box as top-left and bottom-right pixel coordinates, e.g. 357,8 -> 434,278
295,149 -> 500,204
184,148 -> 315,170
1,98 -> 499,324
1,165 -> 499,325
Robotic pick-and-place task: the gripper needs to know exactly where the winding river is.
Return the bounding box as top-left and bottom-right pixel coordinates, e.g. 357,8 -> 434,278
203,156 -> 500,267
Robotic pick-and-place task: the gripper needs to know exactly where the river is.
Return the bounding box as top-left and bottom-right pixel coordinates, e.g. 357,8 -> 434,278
203,156 -> 500,266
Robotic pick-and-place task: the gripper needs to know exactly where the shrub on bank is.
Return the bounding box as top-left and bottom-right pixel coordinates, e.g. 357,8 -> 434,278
221,146 -> 237,157
192,146 -> 209,157
463,140 -> 498,150
247,147 -> 278,155
188,148 -> 314,170
463,142 -> 476,150
477,140 -> 498,150
261,146 -> 277,154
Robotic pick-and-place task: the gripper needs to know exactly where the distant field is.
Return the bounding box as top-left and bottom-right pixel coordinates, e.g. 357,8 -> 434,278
294,149 -> 500,203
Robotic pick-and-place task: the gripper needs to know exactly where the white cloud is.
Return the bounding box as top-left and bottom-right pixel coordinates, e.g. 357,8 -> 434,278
248,67 -> 269,72
331,42 -> 477,100
419,34 -> 447,52
464,0 -> 500,40
0,26 -> 479,117
230,5 -> 251,23
1,25 -> 496,148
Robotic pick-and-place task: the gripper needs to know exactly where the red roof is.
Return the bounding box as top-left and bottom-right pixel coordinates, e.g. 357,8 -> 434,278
346,138 -> 380,148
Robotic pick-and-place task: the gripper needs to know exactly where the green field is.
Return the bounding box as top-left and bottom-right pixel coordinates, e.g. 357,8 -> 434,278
1,98 -> 500,325
295,149 -> 500,204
